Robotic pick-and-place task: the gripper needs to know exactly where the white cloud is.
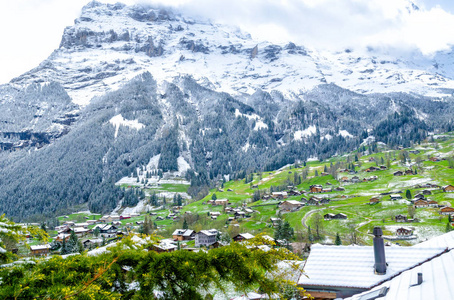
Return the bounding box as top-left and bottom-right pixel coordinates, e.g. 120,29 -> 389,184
1,0 -> 454,84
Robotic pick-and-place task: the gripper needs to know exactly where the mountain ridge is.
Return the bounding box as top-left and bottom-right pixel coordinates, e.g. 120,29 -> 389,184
0,1 -> 453,221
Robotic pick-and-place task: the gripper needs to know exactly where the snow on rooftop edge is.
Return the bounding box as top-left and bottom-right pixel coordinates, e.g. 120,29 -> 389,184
298,244 -> 447,289
346,250 -> 454,300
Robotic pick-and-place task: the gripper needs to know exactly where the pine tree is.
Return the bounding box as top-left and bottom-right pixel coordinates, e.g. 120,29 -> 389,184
211,193 -> 217,200
68,230 -> 79,254
61,237 -> 68,254
335,233 -> 342,245
93,227 -> 100,237
183,218 -> 188,230
446,221 -> 451,233
405,189 -> 412,200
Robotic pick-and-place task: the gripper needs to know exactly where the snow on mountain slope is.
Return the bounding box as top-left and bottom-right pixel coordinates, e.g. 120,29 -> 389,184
8,1 -> 454,108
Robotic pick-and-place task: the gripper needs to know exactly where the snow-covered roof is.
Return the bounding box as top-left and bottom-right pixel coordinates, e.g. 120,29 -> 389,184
238,233 -> 255,240
281,200 -> 302,205
172,229 -> 194,236
74,223 -> 89,227
298,244 -> 446,289
30,244 -> 51,251
346,250 -> 454,300
413,231 -> 454,249
198,230 -> 217,237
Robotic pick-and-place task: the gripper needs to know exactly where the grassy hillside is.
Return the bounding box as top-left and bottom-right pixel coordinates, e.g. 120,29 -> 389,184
53,133 -> 454,247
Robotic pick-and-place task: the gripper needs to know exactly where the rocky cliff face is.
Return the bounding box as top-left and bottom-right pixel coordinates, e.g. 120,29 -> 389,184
0,1 -> 453,220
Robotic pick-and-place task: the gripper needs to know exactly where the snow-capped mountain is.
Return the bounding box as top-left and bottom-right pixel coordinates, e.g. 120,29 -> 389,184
12,1 -> 454,106
1,1 -> 454,220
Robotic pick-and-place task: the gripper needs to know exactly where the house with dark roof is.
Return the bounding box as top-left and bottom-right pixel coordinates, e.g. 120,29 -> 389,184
422,189 -> 432,195
278,200 -> 303,211
333,213 -> 347,220
396,227 -> 413,237
324,213 -> 335,220
395,214 -> 408,222
390,194 -> 403,200
310,185 -> 323,193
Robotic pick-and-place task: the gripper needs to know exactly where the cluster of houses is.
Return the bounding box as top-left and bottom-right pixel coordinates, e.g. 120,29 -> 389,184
363,165 -> 387,172
340,175 -> 378,184
308,184 -> 346,193
278,196 -> 331,212
323,213 -> 347,220
395,214 -> 413,223
393,169 -> 415,176
151,230 -> 287,254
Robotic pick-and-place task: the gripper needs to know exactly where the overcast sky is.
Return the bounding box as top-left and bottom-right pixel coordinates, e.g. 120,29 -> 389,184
1,0 -> 454,84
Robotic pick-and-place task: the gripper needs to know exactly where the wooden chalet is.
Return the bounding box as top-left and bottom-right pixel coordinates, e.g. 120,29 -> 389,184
234,211 -> 247,219
366,166 -> 380,172
405,169 -> 414,175
422,189 -> 432,195
351,176 -> 360,183
414,193 -> 426,200
278,200 -> 303,211
396,227 -> 413,236
306,198 -> 319,206
395,214 -> 408,223
288,190 -> 301,196
83,239 -> 102,249
320,198 -> 331,205
272,192 -> 288,200
440,206 -> 454,215
172,229 -> 195,241
233,233 -> 255,242
150,242 -> 178,253
427,200 -> 439,207
262,194 -> 272,200
393,171 -> 403,176
309,185 -> 323,193
443,185 -> 454,193
30,245 -> 51,256
369,197 -> 380,204
414,200 -> 429,208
